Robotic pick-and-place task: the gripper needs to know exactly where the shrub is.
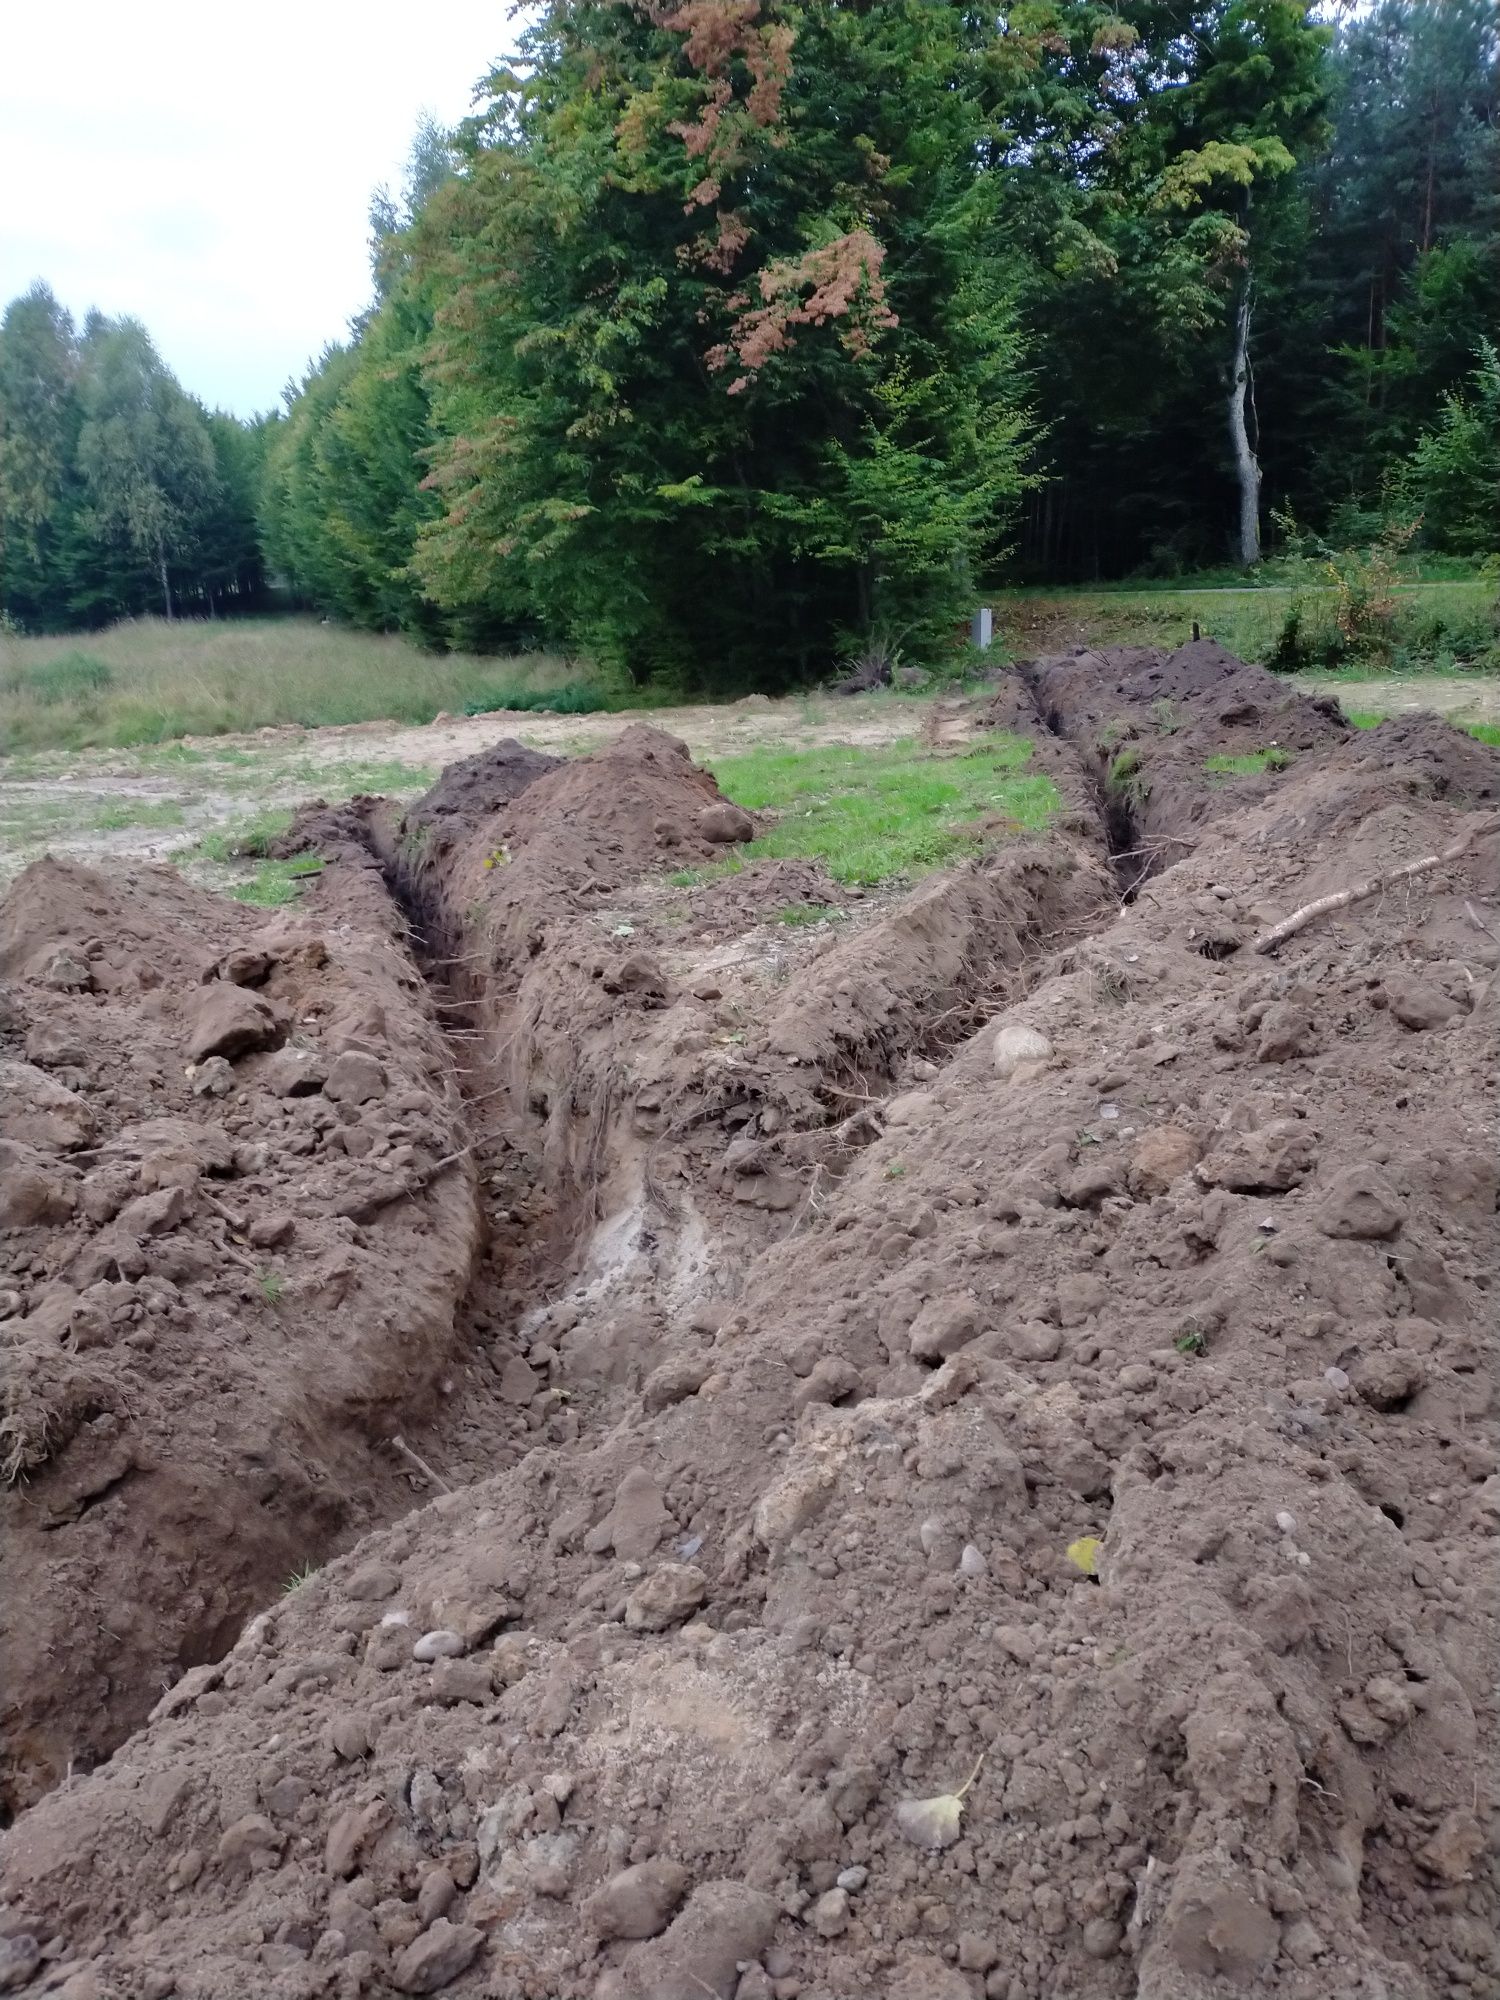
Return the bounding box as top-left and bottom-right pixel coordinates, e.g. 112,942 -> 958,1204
7,651 -> 114,704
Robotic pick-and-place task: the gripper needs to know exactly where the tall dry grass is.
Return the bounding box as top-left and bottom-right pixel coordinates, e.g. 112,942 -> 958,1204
0,617 -> 599,753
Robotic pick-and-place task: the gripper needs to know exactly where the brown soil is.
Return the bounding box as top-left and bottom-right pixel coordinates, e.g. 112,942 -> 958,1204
1,660 -> 1497,2000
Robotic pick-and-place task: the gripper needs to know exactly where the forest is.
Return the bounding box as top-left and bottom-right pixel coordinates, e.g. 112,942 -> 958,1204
1,0 -> 1496,689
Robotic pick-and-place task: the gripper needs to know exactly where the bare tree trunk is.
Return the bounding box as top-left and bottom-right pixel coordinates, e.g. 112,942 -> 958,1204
1227,268 -> 1261,569
157,538 -> 174,621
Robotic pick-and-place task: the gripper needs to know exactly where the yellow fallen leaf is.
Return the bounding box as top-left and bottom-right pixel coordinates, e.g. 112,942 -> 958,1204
894,1753 -> 986,1851
1067,1535 -> 1102,1576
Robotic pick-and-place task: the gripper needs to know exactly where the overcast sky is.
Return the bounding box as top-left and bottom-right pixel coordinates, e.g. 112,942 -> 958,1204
1,1 -> 518,417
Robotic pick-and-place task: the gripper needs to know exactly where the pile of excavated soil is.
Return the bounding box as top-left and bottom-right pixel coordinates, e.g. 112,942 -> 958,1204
0,862 -> 479,1816
1,673 -> 1497,2000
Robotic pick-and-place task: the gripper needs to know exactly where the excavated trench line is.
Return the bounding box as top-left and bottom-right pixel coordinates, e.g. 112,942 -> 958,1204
2,690 -> 1498,1998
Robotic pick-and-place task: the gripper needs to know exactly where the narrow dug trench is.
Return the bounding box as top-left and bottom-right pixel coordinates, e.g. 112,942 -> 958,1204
1,669 -> 1497,2000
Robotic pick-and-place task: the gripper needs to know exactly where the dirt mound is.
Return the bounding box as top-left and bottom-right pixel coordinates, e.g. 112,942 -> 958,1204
404,741 -> 564,833
2,695 -> 1497,2000
0,860 -> 480,1814
1009,641 -> 1353,892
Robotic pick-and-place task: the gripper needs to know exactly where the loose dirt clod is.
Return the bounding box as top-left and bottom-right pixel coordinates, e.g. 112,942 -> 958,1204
1,677 -> 1496,2000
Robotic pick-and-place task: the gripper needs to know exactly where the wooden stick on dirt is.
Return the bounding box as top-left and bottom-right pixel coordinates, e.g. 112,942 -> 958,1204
1251,813 -> 1500,955
389,1435 -> 453,1494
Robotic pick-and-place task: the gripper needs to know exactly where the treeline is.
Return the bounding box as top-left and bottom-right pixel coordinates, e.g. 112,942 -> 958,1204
0,293 -> 265,630
3,0 -> 1497,685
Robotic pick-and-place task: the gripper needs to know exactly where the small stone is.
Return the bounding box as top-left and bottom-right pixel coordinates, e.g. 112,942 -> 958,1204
1416,1809 -> 1483,1883
413,1629 -> 465,1662
1128,1125 -> 1202,1195
259,1046 -> 328,1096
39,948 -> 93,991
583,1859 -> 690,1941
811,1888 -> 849,1938
116,1185 -> 189,1238
427,1659 -> 495,1706
329,1715 -> 371,1761
993,1022 -> 1052,1080
215,1813 -> 283,1870
618,1881 -> 776,2000
624,1564 -> 707,1633
1255,1003 -> 1316,1063
1382,973 -> 1461,1031
959,1544 -> 986,1578
957,1932 -> 998,1973
323,1051 -> 387,1105
24,1019 -> 87,1067
642,1357 -> 714,1413
1081,1918 -> 1123,1959
415,1869 -> 457,1927
497,1354 -> 541,1405
698,802 -> 755,844
836,1866 -> 868,1892
189,1056 -> 235,1098
347,1562 -> 402,1601
1351,1351 -> 1425,1411
909,1292 -> 982,1364
0,1935 -> 41,1993
184,984 -> 284,1063
1315,1167 -> 1404,1241
391,1918 -> 484,1994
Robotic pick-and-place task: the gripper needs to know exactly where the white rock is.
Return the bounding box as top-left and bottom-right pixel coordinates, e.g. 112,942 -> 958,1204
1275,1511 -> 1297,1535
413,1628 -> 465,1662
993,1023 -> 1053,1080
959,1543 -> 987,1577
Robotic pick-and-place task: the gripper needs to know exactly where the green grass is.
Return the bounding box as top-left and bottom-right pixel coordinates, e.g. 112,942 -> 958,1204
1346,711 -> 1500,746
775,901 -> 846,926
90,797 -> 189,832
193,808 -> 295,862
989,575 -> 1495,673
0,616 -> 609,752
1204,748 -> 1293,775
229,857 -> 325,907
710,737 -> 1059,886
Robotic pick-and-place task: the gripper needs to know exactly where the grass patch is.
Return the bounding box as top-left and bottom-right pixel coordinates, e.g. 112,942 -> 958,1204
0,616 -> 617,752
228,857 -> 324,907
1204,747 -> 1293,775
1465,722 -> 1500,747
774,901 -> 842,926
989,575 -> 1495,673
90,797 -> 189,832
193,809 -> 295,862
1,650 -> 114,704
462,682 -> 609,717
711,737 -> 1059,886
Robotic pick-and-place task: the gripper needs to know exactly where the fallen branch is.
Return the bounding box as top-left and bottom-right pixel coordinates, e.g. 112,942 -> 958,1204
389,1435 -> 453,1494
1251,813 -> 1500,955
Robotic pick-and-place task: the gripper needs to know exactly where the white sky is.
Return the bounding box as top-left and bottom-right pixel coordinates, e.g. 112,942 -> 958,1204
1,1 -> 520,417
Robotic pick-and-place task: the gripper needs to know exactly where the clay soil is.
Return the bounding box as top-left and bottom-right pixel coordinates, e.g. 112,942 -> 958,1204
1,645 -> 1496,2000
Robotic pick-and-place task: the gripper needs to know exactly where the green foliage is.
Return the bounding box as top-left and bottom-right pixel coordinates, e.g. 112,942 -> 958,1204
1403,342 -> 1500,556
0,286 -> 265,631
462,682 -> 609,717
